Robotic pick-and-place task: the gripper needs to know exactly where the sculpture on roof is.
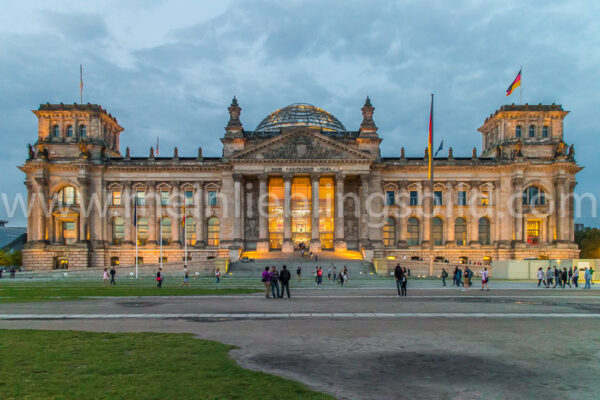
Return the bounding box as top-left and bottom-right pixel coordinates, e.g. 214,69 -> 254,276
27,144 -> 35,160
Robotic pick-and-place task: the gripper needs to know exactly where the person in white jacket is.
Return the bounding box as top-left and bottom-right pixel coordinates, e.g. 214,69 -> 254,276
537,267 -> 547,288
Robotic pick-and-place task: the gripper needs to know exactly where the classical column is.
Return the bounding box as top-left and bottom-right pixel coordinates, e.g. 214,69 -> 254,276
493,182 -> 501,245
334,173 -> 346,251
257,174 -> 269,252
33,177 -> 47,243
147,183 -> 157,244
282,173 -> 294,252
309,173 -> 321,252
513,177 -> 524,243
123,182 -> 132,244
445,181 -> 455,244
90,176 -> 104,246
233,174 -> 242,242
468,182 -> 480,244
397,181 -> 408,244
368,172 -> 383,247
172,183 -> 181,245
77,176 -> 89,243
194,182 -> 205,247
359,174 -> 370,247
422,181 -> 431,245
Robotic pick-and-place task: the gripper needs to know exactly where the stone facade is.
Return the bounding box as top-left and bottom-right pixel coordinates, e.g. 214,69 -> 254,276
20,100 -> 581,270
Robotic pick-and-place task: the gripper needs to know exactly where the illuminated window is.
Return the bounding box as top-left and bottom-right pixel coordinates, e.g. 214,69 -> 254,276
208,190 -> 218,206
479,217 -> 491,245
185,190 -> 194,206
136,217 -> 148,245
457,191 -> 467,206
57,186 -> 79,206
409,191 -> 418,206
386,191 -> 395,206
161,190 -> 170,206
160,217 -> 172,245
112,191 -> 122,206
136,190 -> 146,206
383,217 -> 396,247
66,125 -> 73,137
480,191 -> 490,206
185,217 -> 196,246
432,217 -> 443,245
79,125 -> 87,137
112,217 -> 124,245
62,221 -> 77,244
529,125 -> 535,138
52,125 -> 60,138
207,217 -> 220,246
434,191 -> 443,206
523,186 -> 545,205
516,125 -> 522,138
319,177 -> 334,250
455,217 -> 467,246
407,217 -> 419,245
268,177 -> 284,249
527,220 -> 540,245
542,125 -> 549,138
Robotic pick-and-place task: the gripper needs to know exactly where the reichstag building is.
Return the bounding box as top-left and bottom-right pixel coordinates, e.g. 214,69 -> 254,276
20,98 -> 580,269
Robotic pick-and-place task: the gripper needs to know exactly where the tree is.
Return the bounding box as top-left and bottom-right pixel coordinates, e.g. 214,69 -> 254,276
575,228 -> 600,259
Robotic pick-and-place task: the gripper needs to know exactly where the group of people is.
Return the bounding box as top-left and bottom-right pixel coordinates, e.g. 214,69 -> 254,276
443,266 -> 490,291
102,267 -> 117,285
262,265 -> 292,298
537,265 -> 594,289
310,265 -> 349,287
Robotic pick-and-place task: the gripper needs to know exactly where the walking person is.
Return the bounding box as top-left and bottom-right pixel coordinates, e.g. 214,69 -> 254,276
546,267 -> 553,289
573,266 -> 579,288
481,267 -> 489,291
327,266 -> 332,281
567,266 -> 573,287
262,267 -> 272,298
296,265 -> 302,282
215,268 -> 221,288
562,267 -> 570,288
279,265 -> 291,299
441,268 -> 448,286
181,266 -> 190,288
394,264 -> 404,296
537,267 -> 547,288
400,267 -> 408,296
110,266 -> 116,285
553,266 -> 560,288
463,266 -> 470,291
156,268 -> 163,288
452,266 -> 458,286
332,266 -> 337,282
103,268 -> 109,285
456,267 -> 463,287
317,266 -> 323,287
314,266 -> 318,286
584,267 -> 592,289
270,266 -> 280,298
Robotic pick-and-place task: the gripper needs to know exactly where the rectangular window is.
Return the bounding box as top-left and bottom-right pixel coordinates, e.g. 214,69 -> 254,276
136,257 -> 143,265
481,191 -> 490,206
185,190 -> 194,206
385,191 -> 395,206
409,191 -> 418,206
527,220 -> 540,245
457,191 -> 467,206
62,221 -> 77,244
136,190 -> 146,206
433,191 -> 443,206
208,190 -> 218,206
159,256 -> 168,263
110,257 -> 119,266
161,190 -> 170,206
64,187 -> 76,205
112,191 -> 122,206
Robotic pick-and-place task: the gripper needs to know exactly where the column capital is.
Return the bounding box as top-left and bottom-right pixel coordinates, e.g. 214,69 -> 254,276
310,172 -> 320,181
258,173 -> 268,182
232,173 -> 243,181
335,172 -> 345,182
170,181 -> 180,189
194,181 -> 204,190
360,174 -> 369,184
282,172 -> 294,181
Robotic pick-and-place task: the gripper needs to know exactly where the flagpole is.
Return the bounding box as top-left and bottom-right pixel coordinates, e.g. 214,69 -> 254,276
520,65 -> 523,104
135,225 -> 139,279
429,93 -> 434,277
184,202 -> 187,268
160,216 -> 163,270
79,64 -> 83,104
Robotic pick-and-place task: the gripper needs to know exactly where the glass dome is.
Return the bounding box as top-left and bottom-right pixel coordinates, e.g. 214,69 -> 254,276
255,103 -> 346,132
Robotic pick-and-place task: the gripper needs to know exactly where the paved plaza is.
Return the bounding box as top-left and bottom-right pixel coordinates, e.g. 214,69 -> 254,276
1,282 -> 599,399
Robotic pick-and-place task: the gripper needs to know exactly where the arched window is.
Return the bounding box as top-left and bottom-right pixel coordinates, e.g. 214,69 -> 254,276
432,217 -> 443,245
523,186 -> 546,205
542,125 -> 549,138
136,218 -> 148,245
529,125 -> 535,138
79,125 -> 87,137
185,217 -> 196,246
455,217 -> 467,246
407,217 -> 419,246
160,217 -> 172,245
112,217 -> 124,245
66,125 -> 73,137
57,186 -> 80,206
479,217 -> 491,245
207,217 -> 220,246
515,125 -> 522,138
52,125 -> 60,138
382,217 -> 396,247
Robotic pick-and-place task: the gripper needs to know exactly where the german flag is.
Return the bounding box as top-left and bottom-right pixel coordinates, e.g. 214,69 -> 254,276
506,69 -> 521,96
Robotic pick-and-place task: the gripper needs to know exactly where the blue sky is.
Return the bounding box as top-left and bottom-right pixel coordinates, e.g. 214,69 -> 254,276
1,0 -> 599,226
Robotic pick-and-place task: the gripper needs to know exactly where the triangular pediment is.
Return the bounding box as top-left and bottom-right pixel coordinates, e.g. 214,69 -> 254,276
231,128 -> 374,161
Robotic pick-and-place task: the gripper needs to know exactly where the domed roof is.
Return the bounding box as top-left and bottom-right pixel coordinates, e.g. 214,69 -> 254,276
255,103 -> 346,132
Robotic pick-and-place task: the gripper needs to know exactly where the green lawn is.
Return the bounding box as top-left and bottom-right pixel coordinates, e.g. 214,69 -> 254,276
0,280 -> 257,303
0,330 -> 332,400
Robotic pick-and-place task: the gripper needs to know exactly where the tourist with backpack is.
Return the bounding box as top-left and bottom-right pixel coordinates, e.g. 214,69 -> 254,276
270,266 -> 280,298
441,268 -> 448,286
279,265 -> 291,299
